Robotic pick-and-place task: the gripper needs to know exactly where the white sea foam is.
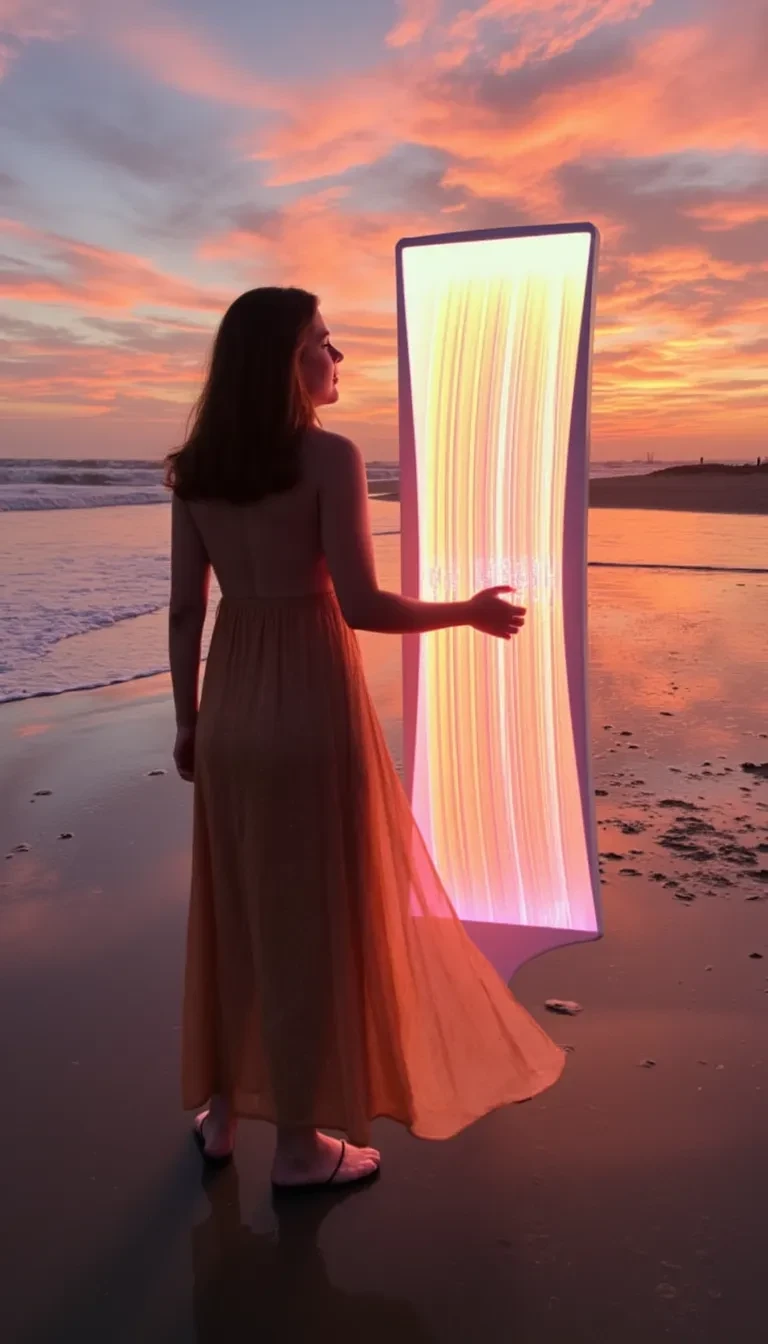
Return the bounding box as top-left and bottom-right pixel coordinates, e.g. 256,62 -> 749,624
0,495 -> 402,704
2,461 -> 765,705
0,458 -> 401,513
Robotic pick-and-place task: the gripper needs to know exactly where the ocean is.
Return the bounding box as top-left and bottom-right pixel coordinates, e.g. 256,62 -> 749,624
0,455 -> 715,514
1,457 -> 767,705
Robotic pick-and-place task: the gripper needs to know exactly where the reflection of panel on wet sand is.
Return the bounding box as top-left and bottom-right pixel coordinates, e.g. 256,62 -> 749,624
397,224 -> 603,979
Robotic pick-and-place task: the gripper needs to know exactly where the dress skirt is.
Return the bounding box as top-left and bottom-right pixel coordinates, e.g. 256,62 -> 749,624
181,590 -> 565,1146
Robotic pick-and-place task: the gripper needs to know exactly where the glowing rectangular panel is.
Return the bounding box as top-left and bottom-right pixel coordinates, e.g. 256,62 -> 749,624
397,224 -> 602,977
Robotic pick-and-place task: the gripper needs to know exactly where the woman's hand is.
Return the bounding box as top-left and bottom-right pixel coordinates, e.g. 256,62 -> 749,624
173,724 -> 196,782
465,585 -> 526,639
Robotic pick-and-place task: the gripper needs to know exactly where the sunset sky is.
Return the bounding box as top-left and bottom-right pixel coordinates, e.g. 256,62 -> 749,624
0,0 -> 765,462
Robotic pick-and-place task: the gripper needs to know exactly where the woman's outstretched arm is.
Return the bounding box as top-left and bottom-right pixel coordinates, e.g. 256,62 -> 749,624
169,495 -> 210,729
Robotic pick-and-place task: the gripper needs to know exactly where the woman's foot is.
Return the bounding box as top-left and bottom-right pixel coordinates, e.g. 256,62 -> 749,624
271,1131 -> 380,1188
194,1096 -> 237,1160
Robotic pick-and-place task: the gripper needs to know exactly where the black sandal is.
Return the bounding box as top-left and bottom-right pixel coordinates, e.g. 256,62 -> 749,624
271,1140 -> 381,1194
193,1113 -> 234,1167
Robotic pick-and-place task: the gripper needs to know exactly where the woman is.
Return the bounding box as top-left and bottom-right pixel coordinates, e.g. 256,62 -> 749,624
166,286 -> 564,1192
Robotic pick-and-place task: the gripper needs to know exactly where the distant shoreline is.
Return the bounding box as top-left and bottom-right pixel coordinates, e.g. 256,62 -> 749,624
589,464 -> 768,515
371,464 -> 768,515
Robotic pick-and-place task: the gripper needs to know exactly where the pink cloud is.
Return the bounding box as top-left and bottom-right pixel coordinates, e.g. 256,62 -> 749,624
386,0 -> 441,48
0,217 -> 226,313
109,13 -> 286,111
0,0 -> 85,81
0,0 -> 82,41
446,0 -> 655,72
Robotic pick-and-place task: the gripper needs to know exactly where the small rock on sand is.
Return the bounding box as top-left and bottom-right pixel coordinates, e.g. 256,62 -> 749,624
33,789 -> 52,797
147,769 -> 167,777
545,999 -> 583,1015
58,832 -> 73,840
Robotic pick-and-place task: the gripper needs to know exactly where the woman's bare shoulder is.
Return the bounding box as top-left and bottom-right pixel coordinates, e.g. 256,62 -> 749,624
302,427 -> 362,484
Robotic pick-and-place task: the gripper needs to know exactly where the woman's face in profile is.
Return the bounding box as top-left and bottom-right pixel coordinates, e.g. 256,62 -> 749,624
300,310 -> 343,408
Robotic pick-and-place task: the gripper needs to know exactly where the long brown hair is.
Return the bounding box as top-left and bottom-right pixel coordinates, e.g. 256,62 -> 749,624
164,286 -> 319,503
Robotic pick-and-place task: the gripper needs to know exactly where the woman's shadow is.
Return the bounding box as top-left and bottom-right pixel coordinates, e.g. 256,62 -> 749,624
191,1165 -> 437,1344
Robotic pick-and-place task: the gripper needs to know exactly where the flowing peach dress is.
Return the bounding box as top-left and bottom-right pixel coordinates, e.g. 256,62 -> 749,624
179,454 -> 564,1147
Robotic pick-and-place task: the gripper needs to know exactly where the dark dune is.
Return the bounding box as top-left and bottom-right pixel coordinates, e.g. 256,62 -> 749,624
590,464 -> 768,514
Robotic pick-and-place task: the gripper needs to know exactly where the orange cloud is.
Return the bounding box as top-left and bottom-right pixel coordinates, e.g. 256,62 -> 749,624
199,187 -> 415,307
2,1 -> 766,456
0,317 -> 207,419
683,197 -> 768,230
255,14 -> 766,207
198,189 -> 420,426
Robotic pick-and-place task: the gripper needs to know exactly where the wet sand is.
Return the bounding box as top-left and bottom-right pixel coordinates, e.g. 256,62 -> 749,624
372,466 -> 768,514
1,672 -> 767,1343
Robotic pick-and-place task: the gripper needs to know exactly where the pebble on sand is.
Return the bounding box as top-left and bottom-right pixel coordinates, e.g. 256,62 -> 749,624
33,789 -> 52,796
545,999 -> 583,1016
147,769 -> 167,777
58,832 -> 73,840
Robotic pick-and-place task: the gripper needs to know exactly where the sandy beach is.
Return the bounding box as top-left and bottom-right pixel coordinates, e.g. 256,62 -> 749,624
2,560 -> 767,1343
370,465 -> 768,514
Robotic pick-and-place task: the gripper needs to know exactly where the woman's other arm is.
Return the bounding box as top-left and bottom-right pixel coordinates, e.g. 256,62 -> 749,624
169,495 -> 210,728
